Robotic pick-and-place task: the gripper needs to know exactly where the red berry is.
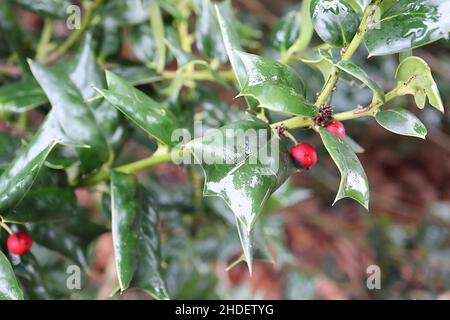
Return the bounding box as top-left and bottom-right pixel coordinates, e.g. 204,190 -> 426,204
290,143 -> 318,170
325,120 -> 346,139
7,231 -> 33,255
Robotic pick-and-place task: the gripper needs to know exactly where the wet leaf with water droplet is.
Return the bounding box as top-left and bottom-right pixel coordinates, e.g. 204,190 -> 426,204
95,71 -> 180,146
310,0 -> 360,47
319,128 -> 370,209
236,51 -> 317,117
365,0 -> 450,56
188,117 -> 294,229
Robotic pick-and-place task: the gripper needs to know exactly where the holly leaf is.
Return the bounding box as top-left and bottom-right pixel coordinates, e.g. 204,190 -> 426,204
335,60 -> 385,103
70,38 -> 126,151
310,0 -> 360,47
0,81 -> 47,113
375,108 -> 427,139
0,113 -> 63,213
29,60 -> 110,173
27,217 -> 107,270
94,71 -> 180,147
365,0 -> 450,56
0,251 -> 24,300
395,56 -> 444,112
129,186 -> 169,300
236,51 -> 317,117
215,0 -> 259,111
110,171 -> 140,292
319,128 -> 370,209
188,117 -> 294,229
2,186 -> 77,224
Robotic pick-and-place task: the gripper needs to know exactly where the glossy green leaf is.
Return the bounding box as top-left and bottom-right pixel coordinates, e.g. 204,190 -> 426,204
130,24 -> 156,63
319,128 -> 370,209
11,0 -> 71,19
335,60 -> 385,103
196,0 -> 227,63
28,217 -> 106,270
0,251 -> 24,300
0,114 -> 63,213
0,81 -> 47,113
395,56 -> 444,112
310,0 -> 360,47
375,108 -> 427,139
110,172 -> 139,291
70,38 -> 126,151
29,60 -> 110,173
215,1 -> 258,111
236,51 -> 317,117
188,117 -> 294,229
129,187 -> 169,300
95,70 -> 180,146
2,187 -> 77,224
271,11 -> 301,51
365,0 -> 450,56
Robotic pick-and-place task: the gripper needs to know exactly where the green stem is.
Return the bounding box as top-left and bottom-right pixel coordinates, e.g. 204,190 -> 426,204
271,87 -> 400,130
80,148 -> 188,186
315,3 -> 376,107
149,1 -> 166,73
55,0 -> 103,57
0,220 -> 13,235
36,18 -> 54,62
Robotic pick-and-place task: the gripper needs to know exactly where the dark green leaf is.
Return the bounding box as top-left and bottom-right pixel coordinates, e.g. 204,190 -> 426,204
95,71 -> 180,146
2,187 -> 77,224
29,60 -> 110,173
310,0 -> 360,47
129,187 -> 169,300
0,251 -> 23,300
365,0 -> 450,56
0,114 -> 62,213
335,60 -> 385,103
395,56 -> 444,112
27,217 -> 106,270
188,117 -> 294,229
237,51 -> 317,116
110,171 -> 140,291
70,38 -> 126,151
11,0 -> 71,19
375,108 -> 427,139
319,128 -> 370,209
0,81 -> 47,113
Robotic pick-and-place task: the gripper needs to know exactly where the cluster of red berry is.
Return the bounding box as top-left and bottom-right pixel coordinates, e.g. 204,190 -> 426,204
290,120 -> 346,170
